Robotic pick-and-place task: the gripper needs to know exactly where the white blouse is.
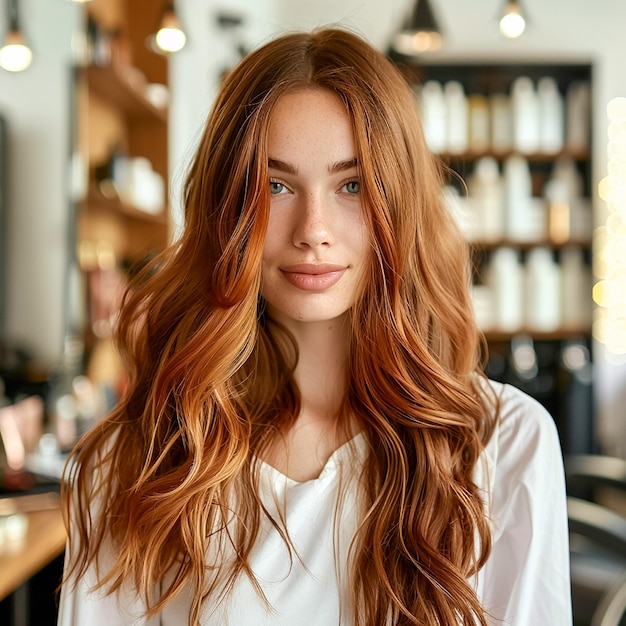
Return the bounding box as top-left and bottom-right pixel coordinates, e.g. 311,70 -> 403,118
58,381 -> 572,625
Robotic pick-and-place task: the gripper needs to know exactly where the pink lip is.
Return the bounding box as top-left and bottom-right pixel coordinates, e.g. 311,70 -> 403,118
280,263 -> 347,291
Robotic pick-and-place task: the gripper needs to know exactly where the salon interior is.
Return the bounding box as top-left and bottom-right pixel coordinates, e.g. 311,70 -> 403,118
0,0 -> 625,624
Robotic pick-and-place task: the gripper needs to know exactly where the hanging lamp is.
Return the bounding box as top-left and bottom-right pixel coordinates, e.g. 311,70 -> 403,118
0,0 -> 32,72
391,0 -> 443,56
152,1 -> 186,53
499,0 -> 527,38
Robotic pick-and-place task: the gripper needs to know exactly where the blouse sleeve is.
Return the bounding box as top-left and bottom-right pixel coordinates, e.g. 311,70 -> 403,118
476,382 -> 572,626
57,541 -> 161,626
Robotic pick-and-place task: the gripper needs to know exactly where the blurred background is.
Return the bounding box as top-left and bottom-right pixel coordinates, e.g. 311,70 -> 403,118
0,0 -> 625,624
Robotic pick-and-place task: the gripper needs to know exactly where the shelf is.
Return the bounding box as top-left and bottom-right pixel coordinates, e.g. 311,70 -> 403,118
471,238 -> 592,250
437,148 -> 590,162
83,184 -> 167,225
84,65 -> 167,123
484,328 -> 591,342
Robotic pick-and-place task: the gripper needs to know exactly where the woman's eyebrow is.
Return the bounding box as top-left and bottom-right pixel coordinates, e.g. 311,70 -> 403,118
267,157 -> 358,175
329,158 -> 358,174
268,158 -> 297,175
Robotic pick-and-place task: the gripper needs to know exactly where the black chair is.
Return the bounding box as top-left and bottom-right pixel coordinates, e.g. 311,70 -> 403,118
566,455 -> 626,626
566,456 -> 626,500
592,571 -> 626,626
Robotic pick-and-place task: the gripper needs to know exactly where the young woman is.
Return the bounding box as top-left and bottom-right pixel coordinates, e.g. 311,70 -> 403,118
58,28 -> 571,626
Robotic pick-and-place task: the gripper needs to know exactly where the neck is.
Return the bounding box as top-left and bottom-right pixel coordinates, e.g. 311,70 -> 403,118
261,312 -> 355,482
276,313 -> 351,426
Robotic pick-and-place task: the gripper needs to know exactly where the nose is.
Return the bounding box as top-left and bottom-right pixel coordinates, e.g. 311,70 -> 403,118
292,192 -> 334,249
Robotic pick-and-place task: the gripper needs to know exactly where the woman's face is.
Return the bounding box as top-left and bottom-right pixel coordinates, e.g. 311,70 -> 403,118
260,88 -> 370,328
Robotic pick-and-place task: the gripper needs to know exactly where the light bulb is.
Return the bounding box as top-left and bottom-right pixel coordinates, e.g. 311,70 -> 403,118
392,31 -> 442,54
155,26 -> 186,53
154,9 -> 186,53
0,30 -> 32,72
499,1 -> 526,38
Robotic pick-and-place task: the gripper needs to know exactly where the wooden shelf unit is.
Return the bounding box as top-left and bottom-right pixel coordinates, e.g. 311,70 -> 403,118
84,65 -> 167,123
71,0 -> 171,385
391,59 -> 594,329
483,328 -> 592,343
471,238 -> 592,251
76,0 -> 170,268
388,58 -> 596,454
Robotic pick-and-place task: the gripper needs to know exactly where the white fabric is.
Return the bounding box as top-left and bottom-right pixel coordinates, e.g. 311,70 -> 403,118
58,381 -> 572,625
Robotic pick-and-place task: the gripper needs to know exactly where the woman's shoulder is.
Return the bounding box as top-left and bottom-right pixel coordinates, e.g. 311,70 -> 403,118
484,379 -> 560,453
476,379 -> 564,504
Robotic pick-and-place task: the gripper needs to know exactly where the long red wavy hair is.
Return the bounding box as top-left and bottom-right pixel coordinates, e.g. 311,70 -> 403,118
62,28 -> 498,626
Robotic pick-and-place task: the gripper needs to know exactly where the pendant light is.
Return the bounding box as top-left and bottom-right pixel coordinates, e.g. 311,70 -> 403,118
0,0 -> 32,72
391,0 -> 443,56
499,0 -> 527,39
152,2 -> 186,54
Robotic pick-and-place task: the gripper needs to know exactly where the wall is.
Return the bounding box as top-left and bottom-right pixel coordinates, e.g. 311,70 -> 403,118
0,0 -> 80,366
169,0 -> 280,238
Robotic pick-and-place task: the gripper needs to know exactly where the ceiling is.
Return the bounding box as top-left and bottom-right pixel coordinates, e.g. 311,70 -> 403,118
272,0 -> 625,61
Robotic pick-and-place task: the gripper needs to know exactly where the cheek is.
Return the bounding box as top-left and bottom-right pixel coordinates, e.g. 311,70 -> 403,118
261,213 -> 283,260
352,216 -> 371,263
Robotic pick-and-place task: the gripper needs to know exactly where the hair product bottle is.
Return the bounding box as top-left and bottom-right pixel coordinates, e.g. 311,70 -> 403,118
468,157 -> 504,242
419,80 -> 447,154
444,80 -> 468,154
504,155 -> 546,241
538,77 -> 564,154
490,93 -> 512,154
511,76 -> 540,154
525,247 -> 562,332
490,247 -> 524,332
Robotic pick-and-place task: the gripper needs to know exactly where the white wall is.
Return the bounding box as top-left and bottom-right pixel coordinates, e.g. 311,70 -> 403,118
0,0 -> 80,365
169,0 -> 280,238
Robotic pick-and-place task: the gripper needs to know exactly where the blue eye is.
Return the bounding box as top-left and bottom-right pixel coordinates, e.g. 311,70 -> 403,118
270,181 -> 286,195
343,180 -> 360,194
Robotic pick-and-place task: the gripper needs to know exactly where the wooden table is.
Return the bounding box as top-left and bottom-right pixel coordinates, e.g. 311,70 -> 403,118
0,507 -> 66,600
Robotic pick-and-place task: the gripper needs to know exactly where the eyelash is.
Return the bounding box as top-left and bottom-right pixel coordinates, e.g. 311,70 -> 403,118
268,178 -> 361,195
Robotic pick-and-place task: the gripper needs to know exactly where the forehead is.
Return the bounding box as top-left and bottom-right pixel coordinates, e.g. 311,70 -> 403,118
267,88 -> 356,159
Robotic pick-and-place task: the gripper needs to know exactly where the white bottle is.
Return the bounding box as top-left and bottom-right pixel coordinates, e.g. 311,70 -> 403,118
504,155 -> 545,241
538,77 -> 564,154
511,77 -> 540,154
566,81 -> 591,154
489,247 -> 524,332
525,248 -> 561,332
471,283 -> 495,332
442,185 -> 477,242
490,93 -> 512,154
444,81 -> 468,154
468,95 -> 490,153
550,157 -> 584,198
547,157 -> 590,240
544,177 -> 571,244
420,80 -> 447,154
468,157 -> 504,242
